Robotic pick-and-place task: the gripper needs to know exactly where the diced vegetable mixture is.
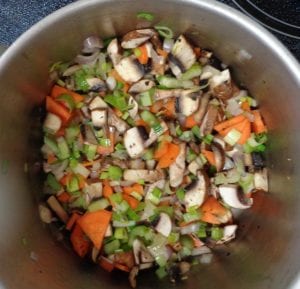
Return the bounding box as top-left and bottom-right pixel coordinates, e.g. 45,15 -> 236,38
40,25 -> 268,287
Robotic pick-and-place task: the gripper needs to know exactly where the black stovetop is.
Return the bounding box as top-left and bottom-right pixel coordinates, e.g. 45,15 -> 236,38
0,0 -> 299,59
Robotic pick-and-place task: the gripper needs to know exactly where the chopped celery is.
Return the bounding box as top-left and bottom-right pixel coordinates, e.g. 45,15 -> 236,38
100,171 -> 109,179
137,11 -> 154,21
129,225 -> 154,245
115,143 -> 125,151
74,70 -> 89,92
69,158 -> 78,169
139,89 -> 154,106
175,125 -> 183,137
57,94 -> 75,110
197,225 -> 207,238
57,137 -> 70,160
187,148 -> 197,163
180,235 -> 194,250
142,149 -> 154,160
88,198 -> 110,212
203,134 -> 214,145
168,232 -> 180,244
176,188 -> 185,201
113,220 -> 136,227
66,175 -> 79,193
46,173 -> 62,191
141,110 -> 159,127
180,63 -> 202,80
155,255 -> 167,267
127,208 -> 140,221
108,165 -> 123,180
83,143 -> 97,161
191,125 -> 201,139
156,266 -> 168,279
114,227 -> 128,240
69,196 -> 87,209
44,136 -> 59,155
116,200 -> 130,213
179,130 -> 193,142
183,209 -> 200,223
104,239 -> 120,255
72,142 -> 81,159
157,75 -> 194,89
121,111 -> 129,120
154,25 -> 174,39
147,187 -> 162,205
137,179 -> 145,185
133,47 -> 142,57
98,138 -> 111,147
65,125 -> 80,145
211,227 -> 224,241
224,128 -> 242,146
109,192 -> 123,205
130,191 -> 143,201
104,94 -> 128,111
156,206 -> 174,217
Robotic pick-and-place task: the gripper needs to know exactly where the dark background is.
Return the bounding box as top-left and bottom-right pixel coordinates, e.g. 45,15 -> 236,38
0,0 -> 299,59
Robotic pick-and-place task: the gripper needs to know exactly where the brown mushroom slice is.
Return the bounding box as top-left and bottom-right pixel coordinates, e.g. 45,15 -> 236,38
124,127 -> 148,158
154,88 -> 183,101
144,121 -> 168,147
145,179 -> 166,200
115,56 -> 144,83
121,29 -> 156,49
171,35 -> 196,72
169,143 -> 186,188
129,266 -> 139,288
176,93 -> 200,117
123,169 -> 165,183
210,69 -> 233,99
155,213 -> 172,237
193,92 -> 210,123
91,109 -> 107,128
107,38 -> 122,65
107,109 -> 128,134
184,171 -> 209,209
218,184 -> 253,209
150,45 -> 166,75
216,224 -> 238,244
81,124 -> 98,145
133,239 -> 155,265
199,104 -> 219,136
128,96 -> 139,119
211,142 -> 225,172
86,78 -> 107,92
254,168 -> 268,192
129,79 -> 155,94
89,96 -> 108,110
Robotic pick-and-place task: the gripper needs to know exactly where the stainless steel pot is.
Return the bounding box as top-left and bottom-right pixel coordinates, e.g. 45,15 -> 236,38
0,0 -> 299,288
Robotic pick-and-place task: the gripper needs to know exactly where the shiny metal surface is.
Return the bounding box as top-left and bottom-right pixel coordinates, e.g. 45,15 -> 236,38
0,0 -> 299,289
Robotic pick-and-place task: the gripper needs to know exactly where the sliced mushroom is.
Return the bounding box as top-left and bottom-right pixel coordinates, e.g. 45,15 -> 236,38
89,96 -> 108,110
168,53 -> 186,78
129,266 -> 139,289
188,160 -> 201,175
218,184 -> 253,209
47,196 -> 69,223
211,142 -> 225,172
81,124 -> 98,145
128,79 -> 155,94
199,104 -> 218,136
150,45 -> 166,75
86,78 -> 107,92
200,65 -> 221,80
124,126 -> 148,158
210,69 -> 231,89
123,169 -> 165,183
128,96 -> 139,119
133,239 -> 155,265
155,212 -> 172,237
107,109 -> 128,134
171,35 -> 196,73
184,171 -> 209,208
84,182 -> 103,200
193,92 -> 210,123
121,29 -> 156,49
176,93 -> 200,117
252,152 -> 265,169
91,109 -> 107,128
115,56 -> 144,83
43,112 -> 62,134
144,121 -> 168,147
154,88 -> 183,101
217,224 -> 238,244
107,38 -> 122,65
169,143 -> 186,187
254,168 -> 268,192
38,204 -> 53,224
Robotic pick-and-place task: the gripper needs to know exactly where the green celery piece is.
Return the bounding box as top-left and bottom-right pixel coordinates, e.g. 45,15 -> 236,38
156,266 -> 168,279
211,227 -> 224,241
137,12 -> 154,21
74,70 -> 89,92
114,227 -> 128,240
140,110 -> 159,127
83,144 -> 97,161
180,63 -> 202,80
176,188 -> 185,201
46,173 -> 62,191
67,175 -> 79,193
88,198 -> 110,212
191,125 -> 201,139
104,239 -> 120,255
65,125 -> 80,145
57,137 -> 70,160
57,94 -> 75,110
44,136 -> 59,155
104,94 -> 127,111
108,165 -> 123,180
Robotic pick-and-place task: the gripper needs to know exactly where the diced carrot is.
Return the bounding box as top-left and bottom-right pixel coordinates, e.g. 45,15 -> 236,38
114,251 -> 135,269
194,47 -> 201,58
114,263 -> 130,272
77,174 -> 86,190
218,118 -> 248,137
164,98 -> 176,117
77,210 -> 112,250
70,224 -> 90,258
66,212 -> 81,231
150,100 -> 164,114
154,140 -> 170,159
135,118 -> 149,129
200,196 -> 230,225
59,173 -> 73,186
47,153 -> 57,164
136,44 -> 149,65
157,143 -> 180,168
122,193 -> 139,209
237,119 -> 251,145
157,48 -> 169,58
103,180 -> 113,199
123,183 -> 144,196
185,114 -> 198,129
82,161 -> 95,167
51,85 -> 84,103
99,256 -> 114,272
201,149 -> 216,166
57,192 -> 71,203
214,114 -> 246,132
123,83 -> 130,93
252,110 -> 267,134
46,96 -> 71,123
241,101 -> 251,111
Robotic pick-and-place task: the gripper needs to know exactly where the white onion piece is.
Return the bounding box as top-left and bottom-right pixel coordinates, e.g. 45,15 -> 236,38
106,76 -> 116,91
191,246 -> 211,256
63,65 -> 81,77
163,38 -> 174,52
75,51 -> 99,65
72,163 -> 90,179
219,185 -> 253,209
180,223 -> 200,235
